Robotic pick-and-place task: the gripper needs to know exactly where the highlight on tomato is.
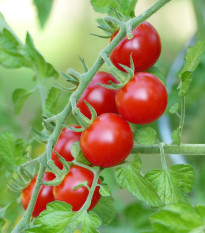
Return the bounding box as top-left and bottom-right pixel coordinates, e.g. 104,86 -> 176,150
115,72 -> 168,125
21,172 -> 56,218
53,165 -> 101,211
80,113 -> 134,168
51,125 -> 82,169
110,21 -> 161,72
77,71 -> 119,119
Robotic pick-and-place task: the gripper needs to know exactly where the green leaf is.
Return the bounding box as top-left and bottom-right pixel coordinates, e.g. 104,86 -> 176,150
115,155 -> 162,207
147,66 -> 166,84
178,39 -> 205,96
99,184 -> 111,197
12,88 -> 33,114
81,211 -> 102,233
26,201 -> 76,233
124,202 -> 155,232
91,0 -> 137,18
134,127 -> 157,145
45,87 -> 61,115
0,28 -> 31,68
0,131 -> 15,169
169,103 -> 179,114
25,33 -> 58,80
178,71 -> 192,96
150,202 -> 205,233
70,141 -> 81,159
0,218 -> 5,231
33,0 -> 54,28
171,127 -> 181,145
145,164 -> 194,205
93,197 -> 116,225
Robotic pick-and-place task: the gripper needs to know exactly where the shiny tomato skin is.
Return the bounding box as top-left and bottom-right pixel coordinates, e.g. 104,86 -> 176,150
77,71 -> 118,119
53,165 -> 101,211
115,72 -> 168,124
21,172 -> 56,218
51,126 -> 82,169
110,22 -> 161,72
80,113 -> 134,168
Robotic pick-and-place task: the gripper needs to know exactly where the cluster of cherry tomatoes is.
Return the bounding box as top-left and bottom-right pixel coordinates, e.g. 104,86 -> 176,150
21,21 -> 168,217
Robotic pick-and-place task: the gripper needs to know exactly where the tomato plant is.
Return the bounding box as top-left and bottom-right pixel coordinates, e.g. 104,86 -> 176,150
21,172 -> 56,218
51,126 -> 82,169
110,22 -> 161,72
1,0 -> 205,233
115,72 -> 168,124
77,71 -> 118,118
80,113 -> 134,167
53,166 -> 101,211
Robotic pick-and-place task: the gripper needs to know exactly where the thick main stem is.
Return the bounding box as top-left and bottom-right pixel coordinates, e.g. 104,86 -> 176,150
131,144 -> 205,155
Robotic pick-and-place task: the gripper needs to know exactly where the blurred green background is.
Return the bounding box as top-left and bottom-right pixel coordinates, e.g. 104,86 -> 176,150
0,0 -> 205,232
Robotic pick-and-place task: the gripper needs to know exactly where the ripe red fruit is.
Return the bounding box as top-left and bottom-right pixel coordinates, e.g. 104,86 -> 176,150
110,22 -> 161,72
53,165 -> 101,211
115,72 -> 168,124
77,71 -> 118,119
21,172 -> 56,217
51,126 -> 82,169
80,113 -> 134,168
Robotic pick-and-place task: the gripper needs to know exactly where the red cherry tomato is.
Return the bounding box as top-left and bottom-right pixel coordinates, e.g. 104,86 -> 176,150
53,165 -> 101,211
51,126 -> 82,169
110,22 -> 161,72
80,113 -> 134,168
77,71 -> 118,119
21,172 -> 56,217
115,72 -> 168,124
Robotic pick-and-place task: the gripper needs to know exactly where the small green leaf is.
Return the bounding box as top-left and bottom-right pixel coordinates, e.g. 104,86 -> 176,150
12,88 -> 33,114
93,197 -> 116,225
45,87 -> 61,115
99,184 -> 111,197
169,103 -> 179,114
178,71 -> 192,96
76,152 -> 90,165
0,28 -> 31,68
26,201 -> 76,233
33,0 -> 54,28
25,33 -> 58,80
91,0 -> 137,18
150,202 -> 205,233
171,127 -> 181,145
81,211 -> 102,233
115,155 -> 162,207
70,141 -> 81,159
134,127 -> 157,145
147,66 -> 166,84
145,164 -> 194,205
178,39 -> 205,96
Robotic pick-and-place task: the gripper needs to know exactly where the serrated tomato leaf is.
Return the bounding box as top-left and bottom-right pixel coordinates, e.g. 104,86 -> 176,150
150,202 -> 205,233
178,39 -> 205,96
115,155 -> 162,207
45,87 -> 61,115
134,127 -> 157,145
93,197 -> 116,225
91,0 -> 138,18
145,164 -> 194,205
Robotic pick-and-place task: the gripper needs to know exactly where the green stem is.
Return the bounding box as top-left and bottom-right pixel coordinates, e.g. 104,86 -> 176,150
159,143 -> 168,170
12,155 -> 46,233
131,144 -> 205,155
179,96 -> 185,140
